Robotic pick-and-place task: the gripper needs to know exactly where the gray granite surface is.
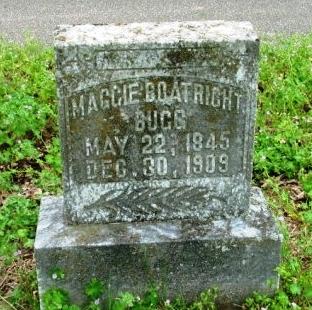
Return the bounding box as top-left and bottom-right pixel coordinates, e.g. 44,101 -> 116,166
35,187 -> 281,308
55,21 -> 259,224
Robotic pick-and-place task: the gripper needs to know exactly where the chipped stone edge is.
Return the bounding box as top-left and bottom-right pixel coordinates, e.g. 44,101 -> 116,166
54,21 -> 259,48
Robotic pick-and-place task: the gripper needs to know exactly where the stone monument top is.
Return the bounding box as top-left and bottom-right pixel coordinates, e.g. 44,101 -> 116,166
55,21 -> 259,224
55,21 -> 257,46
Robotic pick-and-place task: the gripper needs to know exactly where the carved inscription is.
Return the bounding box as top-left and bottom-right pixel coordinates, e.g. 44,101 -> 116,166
67,80 -> 241,120
65,77 -> 246,183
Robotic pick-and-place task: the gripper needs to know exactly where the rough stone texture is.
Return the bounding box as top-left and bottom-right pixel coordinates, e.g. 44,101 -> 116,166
35,187 -> 281,308
55,21 -> 259,224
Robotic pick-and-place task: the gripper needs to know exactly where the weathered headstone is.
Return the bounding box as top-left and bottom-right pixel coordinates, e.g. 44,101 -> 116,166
56,22 -> 256,225
35,21 -> 281,308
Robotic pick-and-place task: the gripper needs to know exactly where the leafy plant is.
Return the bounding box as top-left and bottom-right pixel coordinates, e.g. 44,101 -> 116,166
0,195 -> 38,262
50,267 -> 65,281
111,292 -> 136,310
43,288 -> 80,310
243,291 -> 291,310
189,289 -> 218,310
85,278 -> 105,301
42,285 -> 218,310
36,137 -> 62,194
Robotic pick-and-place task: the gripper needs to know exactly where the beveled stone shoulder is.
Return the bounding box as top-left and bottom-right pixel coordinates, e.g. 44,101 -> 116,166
54,21 -> 258,48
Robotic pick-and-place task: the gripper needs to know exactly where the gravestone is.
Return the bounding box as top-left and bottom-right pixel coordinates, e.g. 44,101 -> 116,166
35,21 -> 281,308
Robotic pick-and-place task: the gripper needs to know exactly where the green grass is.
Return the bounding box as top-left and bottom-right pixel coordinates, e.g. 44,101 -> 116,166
0,38 -> 61,198
41,284 -> 218,310
254,34 -> 312,187
0,38 -> 61,310
0,34 -> 311,309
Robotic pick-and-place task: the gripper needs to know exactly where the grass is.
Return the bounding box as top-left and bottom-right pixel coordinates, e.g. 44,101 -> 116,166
0,33 -> 311,309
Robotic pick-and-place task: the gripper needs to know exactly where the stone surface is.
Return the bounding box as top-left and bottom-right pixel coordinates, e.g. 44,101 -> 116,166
55,21 -> 259,224
35,187 -> 281,308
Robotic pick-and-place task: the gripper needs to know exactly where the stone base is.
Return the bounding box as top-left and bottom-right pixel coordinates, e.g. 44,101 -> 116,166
35,188 -> 281,309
